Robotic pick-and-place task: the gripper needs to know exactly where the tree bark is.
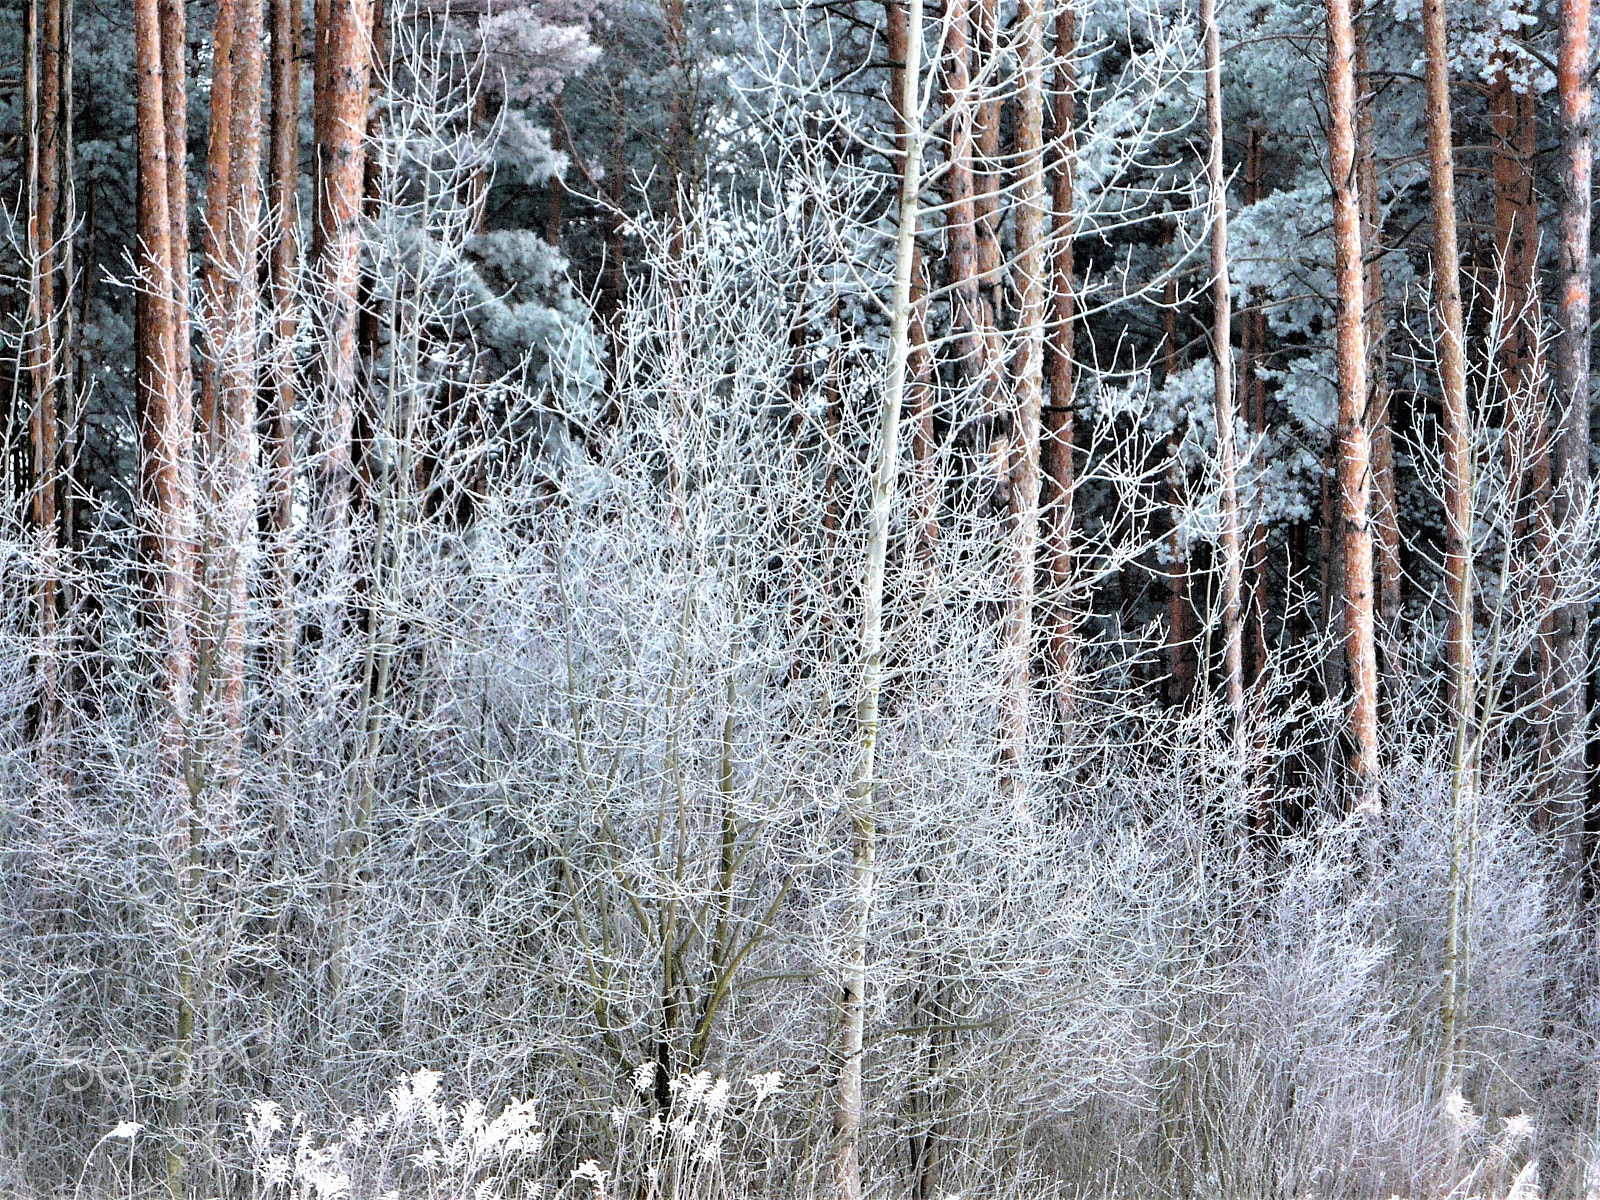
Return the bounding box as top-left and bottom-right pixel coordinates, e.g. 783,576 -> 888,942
1354,15 -> 1402,660
1242,123 -> 1268,688
1163,225 -> 1196,707
834,2 -> 923,1194
1421,0 -> 1473,769
1421,0 -> 1475,1079
1201,0 -> 1243,724
999,0 -> 1047,795
1327,0 -> 1379,802
1043,1 -> 1076,718
313,0 -> 374,584
887,1 -> 936,581
25,0 -> 64,741
1551,0 -> 1590,863
266,0 -> 301,697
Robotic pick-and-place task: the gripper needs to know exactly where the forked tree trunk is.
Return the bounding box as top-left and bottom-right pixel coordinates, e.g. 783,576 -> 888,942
834,2 -> 923,1195
1551,0 -> 1591,867
1042,1 -> 1076,718
1201,0 -> 1243,723
1326,0 -> 1379,802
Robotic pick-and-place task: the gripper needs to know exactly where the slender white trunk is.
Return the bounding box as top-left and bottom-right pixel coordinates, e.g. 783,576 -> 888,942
1202,0 -> 1243,723
833,4 -> 923,1195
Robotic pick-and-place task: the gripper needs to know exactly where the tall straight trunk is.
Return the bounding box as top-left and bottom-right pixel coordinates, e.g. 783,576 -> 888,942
159,0 -> 192,413
210,0 -> 265,786
547,90 -> 565,245
834,2 -> 922,1195
200,0 -> 236,441
1354,17 -> 1402,660
1489,47 -> 1554,763
25,0 -> 63,737
1042,2 -> 1076,715
1327,0 -> 1378,801
970,0 -> 1006,507
887,2 -> 936,579
1201,0 -> 1243,722
134,0 -> 199,1183
940,0 -> 981,387
1242,123 -> 1268,687
1422,0 -> 1474,1078
1164,229 -> 1197,706
1000,0 -> 1047,792
1551,0 -> 1591,861
265,0 -> 300,695
312,0 -> 373,582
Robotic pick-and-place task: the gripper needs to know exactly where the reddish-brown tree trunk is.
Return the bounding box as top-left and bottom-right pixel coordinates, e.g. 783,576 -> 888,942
313,0 -> 374,575
205,0 -> 266,785
25,0 -> 64,738
1354,16 -> 1402,663
266,0 -> 301,693
1421,0 -> 1473,764
1042,2 -> 1076,716
940,0 -> 981,388
1327,0 -> 1379,802
1551,0 -> 1591,860
887,1 -> 937,579
1000,0 -> 1048,792
1164,228 -> 1197,707
1242,124 -> 1268,688
971,0 -> 1007,508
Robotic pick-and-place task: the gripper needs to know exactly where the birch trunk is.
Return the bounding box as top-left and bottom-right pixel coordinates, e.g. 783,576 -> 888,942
834,2 -> 922,1193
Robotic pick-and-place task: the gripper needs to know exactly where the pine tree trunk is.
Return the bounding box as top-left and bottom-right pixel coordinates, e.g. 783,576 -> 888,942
887,1 -> 936,580
1354,16 -> 1402,660
1421,0 -> 1475,1079
135,0 -> 200,1183
1551,0 -> 1590,865
1327,0 -> 1379,802
1202,0 -> 1243,723
25,0 -> 63,742
313,0 -> 373,584
940,0 -> 981,388
834,2 -> 923,1193
971,0 -> 1006,509
1163,230 -> 1196,707
1242,123 -> 1268,687
999,0 -> 1047,795
266,0 -> 300,699
210,0 -> 265,787
1043,2 -> 1076,718
1421,0 -> 1473,756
